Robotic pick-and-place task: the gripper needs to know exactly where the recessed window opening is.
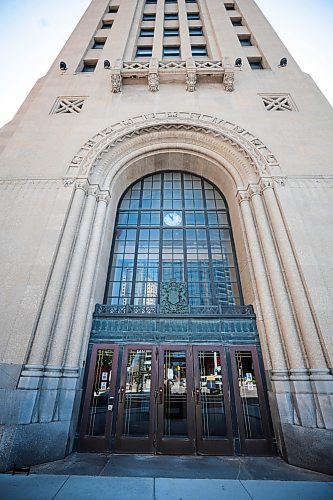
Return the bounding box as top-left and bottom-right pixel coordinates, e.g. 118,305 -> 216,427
140,28 -> 155,37
163,45 -> 180,57
143,13 -> 156,21
164,28 -> 180,36
82,61 -> 97,72
248,58 -> 263,70
191,45 -> 207,57
189,27 -> 203,36
93,39 -> 106,49
187,12 -> 200,20
136,46 -> 153,57
165,13 -> 179,20
238,36 -> 252,46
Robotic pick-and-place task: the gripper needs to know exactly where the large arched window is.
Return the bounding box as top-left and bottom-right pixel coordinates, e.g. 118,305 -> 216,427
104,172 -> 243,308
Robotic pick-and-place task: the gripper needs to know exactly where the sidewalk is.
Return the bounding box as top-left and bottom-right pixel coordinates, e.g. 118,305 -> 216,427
1,475 -> 333,500
1,454 -> 332,500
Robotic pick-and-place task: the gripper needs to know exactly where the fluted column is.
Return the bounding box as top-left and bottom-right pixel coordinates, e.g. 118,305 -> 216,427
237,191 -> 287,371
249,185 -> 305,370
261,179 -> 328,372
65,192 -> 110,369
27,182 -> 87,367
46,186 -> 98,367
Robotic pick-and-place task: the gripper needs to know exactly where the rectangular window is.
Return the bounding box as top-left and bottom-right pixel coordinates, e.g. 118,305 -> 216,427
140,28 -> 155,37
143,13 -> 156,21
102,22 -> 113,29
93,39 -> 106,49
146,0 -> 157,3
231,18 -> 242,26
164,28 -> 180,36
165,13 -> 179,20
186,0 -> 197,3
136,46 -> 153,57
163,45 -> 180,57
109,6 -> 119,12
224,3 -> 235,10
239,36 -> 252,46
82,61 -> 97,72
189,27 -> 203,36
191,45 -> 207,57
165,0 -> 177,3
187,12 -> 200,20
248,58 -> 263,70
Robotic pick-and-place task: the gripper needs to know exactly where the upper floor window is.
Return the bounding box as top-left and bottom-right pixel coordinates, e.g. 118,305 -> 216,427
136,46 -> 153,57
187,12 -> 200,20
143,14 -> 156,21
165,13 -> 179,20
189,27 -> 203,36
191,45 -> 207,57
140,28 -> 155,37
163,45 -> 180,57
164,28 -> 180,37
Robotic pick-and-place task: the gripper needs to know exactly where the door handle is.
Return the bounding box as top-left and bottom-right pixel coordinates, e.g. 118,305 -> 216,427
195,388 -> 200,404
158,387 -> 163,404
119,386 -> 125,403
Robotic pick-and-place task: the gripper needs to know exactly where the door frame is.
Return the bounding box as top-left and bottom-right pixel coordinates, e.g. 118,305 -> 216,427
156,344 -> 195,455
78,343 -> 119,452
230,345 -> 273,455
114,344 -> 158,453
193,345 -> 234,455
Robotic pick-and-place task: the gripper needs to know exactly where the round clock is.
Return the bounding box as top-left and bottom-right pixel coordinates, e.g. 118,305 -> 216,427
163,212 -> 182,226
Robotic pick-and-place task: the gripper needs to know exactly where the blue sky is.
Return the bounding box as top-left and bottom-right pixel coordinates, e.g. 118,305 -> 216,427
0,0 -> 332,127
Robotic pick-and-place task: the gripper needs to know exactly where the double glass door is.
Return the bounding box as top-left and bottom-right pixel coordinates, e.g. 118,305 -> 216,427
79,344 -> 273,456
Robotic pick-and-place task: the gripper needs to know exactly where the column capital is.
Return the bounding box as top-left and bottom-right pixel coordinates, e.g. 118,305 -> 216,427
75,179 -> 88,193
87,185 -> 99,197
236,189 -> 250,204
249,184 -> 261,198
259,178 -> 274,192
97,192 -> 111,205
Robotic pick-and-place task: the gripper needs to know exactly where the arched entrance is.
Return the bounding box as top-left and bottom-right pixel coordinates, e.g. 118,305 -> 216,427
20,113 -> 331,470
78,171 -> 273,456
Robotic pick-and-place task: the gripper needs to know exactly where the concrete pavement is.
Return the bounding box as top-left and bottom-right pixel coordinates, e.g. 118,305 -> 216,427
0,475 -> 333,500
1,454 -> 333,500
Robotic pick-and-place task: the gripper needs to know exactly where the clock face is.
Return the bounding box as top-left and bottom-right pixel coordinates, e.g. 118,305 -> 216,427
163,212 -> 182,226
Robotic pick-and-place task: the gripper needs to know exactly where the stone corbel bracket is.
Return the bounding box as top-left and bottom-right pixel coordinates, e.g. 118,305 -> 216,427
186,58 -> 197,92
223,71 -> 235,92
111,59 -> 123,93
148,58 -> 159,92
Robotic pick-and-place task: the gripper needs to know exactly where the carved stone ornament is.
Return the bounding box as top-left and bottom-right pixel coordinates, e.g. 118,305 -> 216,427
186,71 -> 197,92
148,72 -> 159,92
160,280 -> 188,314
224,71 -> 235,92
65,112 -> 282,182
111,72 -> 122,93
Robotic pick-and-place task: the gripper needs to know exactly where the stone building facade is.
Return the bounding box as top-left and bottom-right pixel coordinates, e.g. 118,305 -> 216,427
0,0 -> 332,474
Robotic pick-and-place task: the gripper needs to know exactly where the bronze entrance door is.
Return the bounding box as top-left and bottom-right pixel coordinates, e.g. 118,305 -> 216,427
79,344 -> 273,455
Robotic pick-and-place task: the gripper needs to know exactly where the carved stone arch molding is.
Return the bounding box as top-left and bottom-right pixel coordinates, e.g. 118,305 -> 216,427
63,111 -> 284,189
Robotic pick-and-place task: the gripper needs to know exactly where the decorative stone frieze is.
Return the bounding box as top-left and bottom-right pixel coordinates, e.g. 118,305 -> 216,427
64,112 -> 282,183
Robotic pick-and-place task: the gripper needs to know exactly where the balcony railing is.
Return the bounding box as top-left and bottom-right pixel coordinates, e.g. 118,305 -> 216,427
94,303 -> 255,318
